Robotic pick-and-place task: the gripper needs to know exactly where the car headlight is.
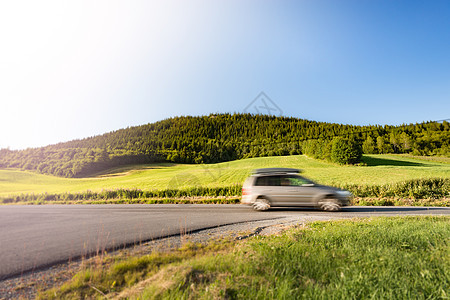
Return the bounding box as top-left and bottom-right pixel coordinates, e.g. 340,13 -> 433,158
336,191 -> 352,198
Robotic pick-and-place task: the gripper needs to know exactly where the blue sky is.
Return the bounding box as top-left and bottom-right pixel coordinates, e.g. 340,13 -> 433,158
1,0 -> 449,149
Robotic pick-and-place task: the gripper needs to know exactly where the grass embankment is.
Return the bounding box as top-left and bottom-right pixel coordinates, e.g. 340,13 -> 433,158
38,216 -> 450,299
2,178 -> 449,206
1,154 -> 449,196
1,154 -> 449,205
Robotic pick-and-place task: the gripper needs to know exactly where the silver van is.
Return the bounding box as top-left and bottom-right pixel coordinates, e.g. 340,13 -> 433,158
241,168 -> 352,211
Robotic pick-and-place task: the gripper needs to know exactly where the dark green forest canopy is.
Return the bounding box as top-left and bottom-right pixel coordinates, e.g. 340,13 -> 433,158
0,114 -> 448,177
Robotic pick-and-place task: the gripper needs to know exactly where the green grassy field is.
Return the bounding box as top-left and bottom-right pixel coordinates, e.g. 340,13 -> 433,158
39,216 -> 450,299
0,154 -> 449,197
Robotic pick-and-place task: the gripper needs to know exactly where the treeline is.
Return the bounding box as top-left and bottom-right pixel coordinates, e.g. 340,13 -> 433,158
0,114 -> 448,177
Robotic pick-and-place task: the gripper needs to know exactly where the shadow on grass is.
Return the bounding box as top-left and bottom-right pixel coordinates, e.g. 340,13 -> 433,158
87,163 -> 178,178
362,156 -> 428,167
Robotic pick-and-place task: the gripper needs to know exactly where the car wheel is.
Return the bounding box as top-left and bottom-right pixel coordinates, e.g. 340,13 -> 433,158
318,197 -> 341,211
253,197 -> 270,211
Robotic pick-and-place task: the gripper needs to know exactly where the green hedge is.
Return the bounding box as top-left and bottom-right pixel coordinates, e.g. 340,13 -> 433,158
341,178 -> 450,199
0,185 -> 242,203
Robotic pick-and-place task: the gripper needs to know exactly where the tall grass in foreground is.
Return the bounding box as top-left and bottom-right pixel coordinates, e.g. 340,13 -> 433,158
38,216 -> 449,299
2,178 -> 449,205
153,216 -> 449,300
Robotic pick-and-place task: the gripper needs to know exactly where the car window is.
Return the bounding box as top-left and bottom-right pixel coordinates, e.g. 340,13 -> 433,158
284,175 -> 313,186
254,175 -> 313,186
254,176 -> 281,186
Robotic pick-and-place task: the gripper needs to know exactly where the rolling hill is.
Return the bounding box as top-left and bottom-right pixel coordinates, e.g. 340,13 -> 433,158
0,114 -> 448,178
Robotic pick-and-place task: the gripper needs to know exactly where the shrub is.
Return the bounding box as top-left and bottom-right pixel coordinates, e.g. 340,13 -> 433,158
331,137 -> 362,164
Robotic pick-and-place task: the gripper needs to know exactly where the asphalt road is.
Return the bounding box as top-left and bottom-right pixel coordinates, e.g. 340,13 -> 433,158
0,204 -> 449,280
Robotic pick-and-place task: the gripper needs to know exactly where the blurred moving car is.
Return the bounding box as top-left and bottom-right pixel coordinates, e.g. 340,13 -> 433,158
241,168 -> 352,211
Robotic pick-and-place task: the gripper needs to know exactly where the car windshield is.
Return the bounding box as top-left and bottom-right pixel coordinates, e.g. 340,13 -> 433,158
255,175 -> 315,186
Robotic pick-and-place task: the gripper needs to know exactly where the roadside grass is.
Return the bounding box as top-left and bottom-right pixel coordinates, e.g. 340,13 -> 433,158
1,154 -> 449,197
37,239 -> 236,299
352,197 -> 450,207
2,197 -> 241,205
38,216 -> 450,299
2,197 -> 449,207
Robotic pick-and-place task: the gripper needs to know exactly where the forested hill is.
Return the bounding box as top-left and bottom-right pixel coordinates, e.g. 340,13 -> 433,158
0,114 -> 448,177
